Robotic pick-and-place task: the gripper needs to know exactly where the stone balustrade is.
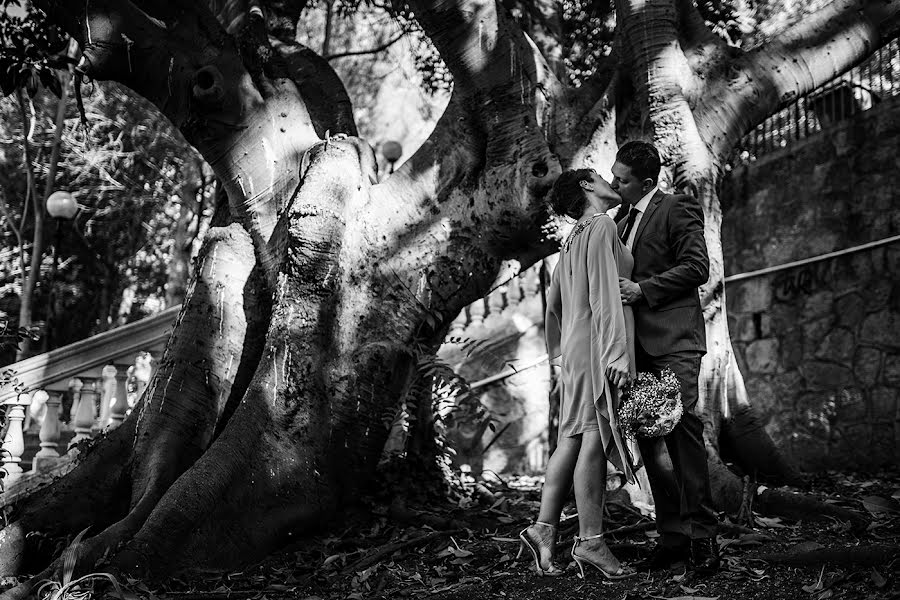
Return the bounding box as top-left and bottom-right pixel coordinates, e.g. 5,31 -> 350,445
1,351 -> 156,488
455,263 -> 544,332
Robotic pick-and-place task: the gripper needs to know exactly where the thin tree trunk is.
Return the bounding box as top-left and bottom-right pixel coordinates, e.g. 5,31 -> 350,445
15,90 -> 42,360
39,72 -> 72,353
165,160 -> 203,307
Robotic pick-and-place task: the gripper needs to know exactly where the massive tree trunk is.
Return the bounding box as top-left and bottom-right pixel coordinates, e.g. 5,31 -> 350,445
1,0 -> 898,595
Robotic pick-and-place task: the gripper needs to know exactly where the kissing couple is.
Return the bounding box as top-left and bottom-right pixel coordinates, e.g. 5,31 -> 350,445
519,141 -> 719,578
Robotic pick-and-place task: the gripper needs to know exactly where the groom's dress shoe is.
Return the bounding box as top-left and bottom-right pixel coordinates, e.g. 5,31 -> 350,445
689,537 -> 720,576
637,544 -> 689,571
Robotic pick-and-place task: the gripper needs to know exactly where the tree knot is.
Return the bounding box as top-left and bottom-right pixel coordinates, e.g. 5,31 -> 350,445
192,66 -> 225,105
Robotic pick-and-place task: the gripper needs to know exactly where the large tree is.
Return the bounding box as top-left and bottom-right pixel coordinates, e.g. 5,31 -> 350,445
1,0 -> 897,595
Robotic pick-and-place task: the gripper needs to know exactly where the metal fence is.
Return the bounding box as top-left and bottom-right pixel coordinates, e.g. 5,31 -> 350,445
735,37 -> 900,163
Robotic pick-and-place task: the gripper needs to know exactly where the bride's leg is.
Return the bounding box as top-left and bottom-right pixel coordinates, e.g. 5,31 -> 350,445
573,429 -> 607,536
537,435 -> 581,526
520,435 -> 581,572
571,429 -> 634,576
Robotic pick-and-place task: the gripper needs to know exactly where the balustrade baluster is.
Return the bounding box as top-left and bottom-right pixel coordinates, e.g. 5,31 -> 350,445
506,277 -> 522,309
68,378 -> 92,449
130,352 -> 153,407
33,390 -> 61,471
487,287 -> 505,321
100,365 -> 117,428
87,380 -> 101,430
449,310 -> 467,336
522,265 -> 541,298
469,298 -> 486,327
1,394 -> 30,483
109,366 -> 129,428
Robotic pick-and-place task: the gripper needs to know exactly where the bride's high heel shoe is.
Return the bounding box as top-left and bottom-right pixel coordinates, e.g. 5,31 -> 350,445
571,533 -> 636,580
517,521 -> 564,576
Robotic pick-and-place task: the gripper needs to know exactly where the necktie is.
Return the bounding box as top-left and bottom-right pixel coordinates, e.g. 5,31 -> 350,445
620,206 -> 640,244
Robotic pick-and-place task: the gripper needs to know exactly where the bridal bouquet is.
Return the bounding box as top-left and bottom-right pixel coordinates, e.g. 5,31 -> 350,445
618,368 -> 683,439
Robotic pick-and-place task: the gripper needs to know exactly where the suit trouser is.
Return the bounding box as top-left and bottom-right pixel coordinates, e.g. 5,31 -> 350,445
635,342 -> 718,545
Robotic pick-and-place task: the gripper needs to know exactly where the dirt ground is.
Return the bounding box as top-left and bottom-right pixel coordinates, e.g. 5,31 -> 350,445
2,468 -> 898,600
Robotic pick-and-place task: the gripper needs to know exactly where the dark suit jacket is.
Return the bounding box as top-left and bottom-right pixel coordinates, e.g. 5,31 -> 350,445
618,190 -> 710,357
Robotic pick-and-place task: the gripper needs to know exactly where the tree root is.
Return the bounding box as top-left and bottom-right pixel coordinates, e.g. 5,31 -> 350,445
721,404 -> 806,487
755,488 -> 869,529
1,414 -> 137,559
759,544 -> 900,567
342,529 -> 464,574
388,498 -> 470,531
707,449 -> 868,529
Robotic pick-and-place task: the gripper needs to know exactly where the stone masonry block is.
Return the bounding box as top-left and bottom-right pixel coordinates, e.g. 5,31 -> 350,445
870,387 -> 896,417
745,378 -> 776,411
815,328 -> 855,365
802,291 -> 835,321
883,355 -> 900,385
802,316 -> 836,351
746,339 -> 780,373
835,293 -> 866,328
800,361 -> 854,391
732,279 -> 772,313
864,279 -> 893,313
854,347 -> 884,387
887,246 -> 900,275
780,331 -> 804,370
860,311 -> 900,350
837,388 -> 866,422
771,371 -> 803,401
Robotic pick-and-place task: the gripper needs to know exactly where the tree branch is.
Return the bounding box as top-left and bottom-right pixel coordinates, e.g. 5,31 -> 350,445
500,0 -> 566,78
271,39 -> 357,136
696,0 -> 900,160
675,0 -> 720,48
616,0 -> 713,187
325,31 -> 406,60
408,0 -> 564,109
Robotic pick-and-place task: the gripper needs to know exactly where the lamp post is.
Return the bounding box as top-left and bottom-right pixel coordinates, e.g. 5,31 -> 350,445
45,190 -> 78,350
381,140 -> 403,175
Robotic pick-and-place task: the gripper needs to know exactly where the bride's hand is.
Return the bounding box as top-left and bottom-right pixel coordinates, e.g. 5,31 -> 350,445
606,355 -> 631,389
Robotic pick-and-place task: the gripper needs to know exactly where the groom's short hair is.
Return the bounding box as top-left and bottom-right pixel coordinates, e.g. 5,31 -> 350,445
616,141 -> 661,184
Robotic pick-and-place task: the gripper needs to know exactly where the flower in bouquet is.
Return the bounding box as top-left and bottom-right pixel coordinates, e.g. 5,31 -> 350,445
617,367 -> 683,440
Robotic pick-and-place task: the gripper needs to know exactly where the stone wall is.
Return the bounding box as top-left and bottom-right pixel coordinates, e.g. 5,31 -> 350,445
722,94 -> 900,471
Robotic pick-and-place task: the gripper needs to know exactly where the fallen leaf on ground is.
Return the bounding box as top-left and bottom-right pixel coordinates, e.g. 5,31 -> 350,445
870,567 -> 887,589
802,566 -> 826,594
790,541 -> 825,554
755,516 -> 787,528
861,495 -> 900,515
649,595 -> 719,600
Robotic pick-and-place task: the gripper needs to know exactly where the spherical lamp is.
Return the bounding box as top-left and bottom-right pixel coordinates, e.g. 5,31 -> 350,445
381,140 -> 403,174
46,190 -> 78,220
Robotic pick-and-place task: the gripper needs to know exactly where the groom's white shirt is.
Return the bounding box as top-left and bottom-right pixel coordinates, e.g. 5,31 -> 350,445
624,186 -> 658,251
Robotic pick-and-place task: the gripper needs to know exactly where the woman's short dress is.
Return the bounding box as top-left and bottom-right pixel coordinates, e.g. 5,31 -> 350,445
545,213 -> 637,479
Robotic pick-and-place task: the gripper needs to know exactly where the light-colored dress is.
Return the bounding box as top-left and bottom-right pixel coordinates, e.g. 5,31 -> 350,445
545,213 -> 637,481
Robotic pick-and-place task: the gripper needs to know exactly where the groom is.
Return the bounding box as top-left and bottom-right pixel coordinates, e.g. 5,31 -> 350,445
611,141 -> 719,575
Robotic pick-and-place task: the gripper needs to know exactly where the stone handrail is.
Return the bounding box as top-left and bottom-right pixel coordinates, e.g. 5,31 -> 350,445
0,304 -> 180,404
1,307 -> 175,495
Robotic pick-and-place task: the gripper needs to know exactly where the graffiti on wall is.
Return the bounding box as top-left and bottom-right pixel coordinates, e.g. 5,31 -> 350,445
772,260 -> 835,302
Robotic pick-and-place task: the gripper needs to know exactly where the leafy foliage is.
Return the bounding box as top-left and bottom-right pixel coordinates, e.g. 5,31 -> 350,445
0,80 -> 213,362
0,1 -> 66,98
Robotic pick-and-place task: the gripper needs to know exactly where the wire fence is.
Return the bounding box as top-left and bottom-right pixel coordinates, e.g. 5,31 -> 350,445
734,37 -> 900,163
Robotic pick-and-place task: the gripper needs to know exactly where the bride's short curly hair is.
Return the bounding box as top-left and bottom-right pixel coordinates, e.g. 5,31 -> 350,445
548,168 -> 594,219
